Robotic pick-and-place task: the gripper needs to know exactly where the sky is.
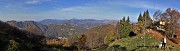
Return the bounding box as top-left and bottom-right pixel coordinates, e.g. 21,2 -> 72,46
0,0 -> 180,22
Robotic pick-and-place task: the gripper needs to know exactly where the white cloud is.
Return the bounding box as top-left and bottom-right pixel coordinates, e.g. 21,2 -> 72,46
25,0 -> 54,4
2,4 -> 28,12
26,0 -> 40,4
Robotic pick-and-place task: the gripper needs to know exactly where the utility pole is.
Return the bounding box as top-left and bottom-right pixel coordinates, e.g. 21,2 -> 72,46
144,12 -> 146,47
153,4 -> 155,21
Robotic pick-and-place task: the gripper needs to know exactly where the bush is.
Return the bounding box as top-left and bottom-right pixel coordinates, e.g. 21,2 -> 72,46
7,40 -> 20,51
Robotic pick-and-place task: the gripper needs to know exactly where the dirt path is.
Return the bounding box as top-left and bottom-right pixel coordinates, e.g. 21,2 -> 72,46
147,29 -> 180,46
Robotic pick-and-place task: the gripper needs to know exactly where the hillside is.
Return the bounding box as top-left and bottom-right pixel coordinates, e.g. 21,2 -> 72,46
84,24 -> 116,49
6,19 -> 117,38
45,23 -> 86,38
6,20 -> 48,35
105,29 -> 180,51
45,24 -> 117,50
148,30 -> 179,46
0,21 -> 46,51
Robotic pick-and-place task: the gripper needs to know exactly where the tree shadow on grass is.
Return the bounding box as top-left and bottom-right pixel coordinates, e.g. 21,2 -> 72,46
131,45 -> 159,51
112,45 -> 127,51
129,31 -> 137,37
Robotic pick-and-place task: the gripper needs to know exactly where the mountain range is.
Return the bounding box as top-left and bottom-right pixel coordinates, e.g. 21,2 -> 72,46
6,19 -> 118,38
40,19 -> 118,28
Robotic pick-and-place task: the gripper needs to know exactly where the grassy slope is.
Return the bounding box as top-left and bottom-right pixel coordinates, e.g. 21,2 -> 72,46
109,34 -> 180,51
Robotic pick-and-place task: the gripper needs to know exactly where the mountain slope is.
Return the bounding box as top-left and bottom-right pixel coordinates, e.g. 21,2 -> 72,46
6,19 -> 117,38
6,20 -> 48,35
45,23 -> 86,38
84,24 -> 116,49
0,21 -> 45,51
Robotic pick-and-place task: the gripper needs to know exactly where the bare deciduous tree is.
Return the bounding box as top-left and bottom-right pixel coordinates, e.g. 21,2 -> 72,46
154,8 -> 180,38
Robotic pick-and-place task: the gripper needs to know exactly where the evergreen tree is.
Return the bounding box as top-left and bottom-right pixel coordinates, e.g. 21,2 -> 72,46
137,10 -> 152,33
145,10 -> 151,19
122,17 -> 126,22
138,10 -> 152,28
144,10 -> 152,28
127,16 -> 130,23
138,13 -> 143,22
117,17 -> 131,38
143,11 -> 146,22
116,21 -> 121,37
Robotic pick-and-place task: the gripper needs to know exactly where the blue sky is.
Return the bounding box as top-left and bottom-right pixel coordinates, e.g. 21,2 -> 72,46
0,0 -> 180,22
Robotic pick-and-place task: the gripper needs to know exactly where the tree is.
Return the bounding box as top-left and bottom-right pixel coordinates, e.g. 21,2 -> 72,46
7,40 -> 19,51
154,8 -> 180,38
144,10 -> 153,28
138,13 -> 143,22
137,10 -> 152,29
153,10 -> 162,20
137,13 -> 144,33
127,16 -> 130,23
122,17 -> 126,22
117,17 -> 131,38
75,35 -> 86,51
85,24 -> 115,49
105,32 -> 116,43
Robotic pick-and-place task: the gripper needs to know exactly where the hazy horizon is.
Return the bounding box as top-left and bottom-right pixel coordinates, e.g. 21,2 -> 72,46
2,18 -> 120,22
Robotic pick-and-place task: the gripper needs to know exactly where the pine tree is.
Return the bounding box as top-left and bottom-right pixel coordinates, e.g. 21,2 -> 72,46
137,10 -> 153,33
122,17 -> 126,22
145,10 -> 152,21
138,10 -> 152,28
127,16 -> 130,23
143,11 -> 146,22
138,13 -> 143,22
117,17 -> 131,38
145,10 -> 152,28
